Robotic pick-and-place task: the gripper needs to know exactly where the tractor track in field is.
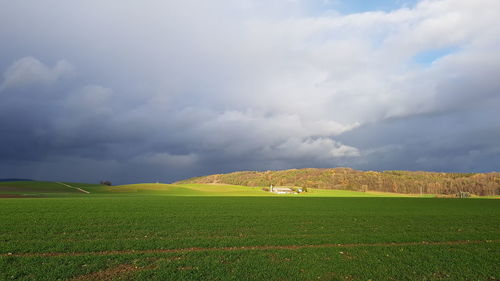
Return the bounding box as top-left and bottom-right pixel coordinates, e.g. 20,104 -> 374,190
2,240 -> 497,258
56,182 -> 90,194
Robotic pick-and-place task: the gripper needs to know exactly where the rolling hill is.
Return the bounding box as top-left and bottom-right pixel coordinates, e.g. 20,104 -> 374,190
176,168 -> 500,196
103,183 -> 268,196
104,183 -> 419,197
0,181 -> 105,197
0,181 -> 422,197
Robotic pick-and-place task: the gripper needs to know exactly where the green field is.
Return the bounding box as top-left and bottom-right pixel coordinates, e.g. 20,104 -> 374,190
0,181 -> 499,280
0,181 -> 104,197
0,181 -> 433,198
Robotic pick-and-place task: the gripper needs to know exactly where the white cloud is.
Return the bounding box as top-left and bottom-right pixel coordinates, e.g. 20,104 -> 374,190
0,57 -> 74,91
273,137 -> 359,159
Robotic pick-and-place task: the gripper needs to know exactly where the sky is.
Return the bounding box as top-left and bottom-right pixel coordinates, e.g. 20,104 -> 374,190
0,0 -> 499,184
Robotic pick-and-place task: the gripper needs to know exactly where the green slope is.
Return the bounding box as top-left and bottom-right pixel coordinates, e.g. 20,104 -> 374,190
0,181 -> 105,196
101,183 -> 420,197
104,183 -> 270,196
0,181 -> 423,198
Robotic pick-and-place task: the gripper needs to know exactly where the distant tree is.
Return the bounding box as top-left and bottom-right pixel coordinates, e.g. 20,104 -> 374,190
100,180 -> 112,186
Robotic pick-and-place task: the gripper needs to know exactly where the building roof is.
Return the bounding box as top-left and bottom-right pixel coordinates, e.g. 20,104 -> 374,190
273,187 -> 294,192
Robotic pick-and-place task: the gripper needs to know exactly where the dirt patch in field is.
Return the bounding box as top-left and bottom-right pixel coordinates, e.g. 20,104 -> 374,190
69,263 -> 153,281
0,194 -> 39,198
2,240 -> 497,258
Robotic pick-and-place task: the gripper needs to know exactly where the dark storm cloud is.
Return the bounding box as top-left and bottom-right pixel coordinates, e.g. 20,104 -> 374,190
337,100 -> 500,172
0,0 -> 499,184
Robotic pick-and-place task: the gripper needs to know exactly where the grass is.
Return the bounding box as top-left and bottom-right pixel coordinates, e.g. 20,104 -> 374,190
0,181 -> 105,196
299,188 -> 419,197
2,181 -> 435,197
0,181 -> 81,194
2,244 -> 498,281
0,181 -> 498,280
100,183 -> 269,196
107,183 -> 414,197
0,195 -> 499,280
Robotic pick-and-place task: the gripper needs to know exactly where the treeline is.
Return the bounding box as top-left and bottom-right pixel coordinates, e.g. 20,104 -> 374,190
176,168 -> 500,196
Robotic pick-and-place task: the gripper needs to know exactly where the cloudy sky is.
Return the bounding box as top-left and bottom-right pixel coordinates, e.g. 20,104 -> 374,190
1,0 -> 499,184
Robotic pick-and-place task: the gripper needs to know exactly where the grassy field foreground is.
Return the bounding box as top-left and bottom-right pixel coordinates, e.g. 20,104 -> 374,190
0,194 -> 499,280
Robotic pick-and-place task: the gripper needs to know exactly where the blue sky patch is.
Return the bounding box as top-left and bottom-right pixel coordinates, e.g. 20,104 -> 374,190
412,46 -> 460,65
315,0 -> 419,15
